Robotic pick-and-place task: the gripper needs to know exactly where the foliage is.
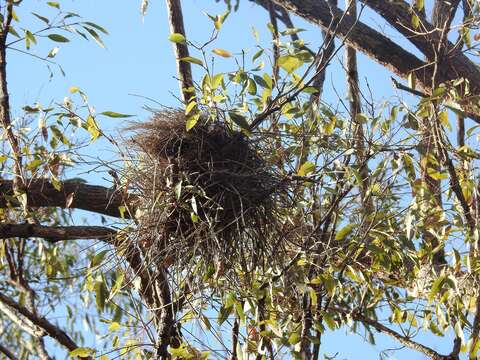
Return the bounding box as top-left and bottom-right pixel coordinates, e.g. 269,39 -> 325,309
1,1 -> 480,360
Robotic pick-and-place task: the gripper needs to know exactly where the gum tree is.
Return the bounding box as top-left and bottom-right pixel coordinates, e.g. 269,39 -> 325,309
1,1 -> 480,360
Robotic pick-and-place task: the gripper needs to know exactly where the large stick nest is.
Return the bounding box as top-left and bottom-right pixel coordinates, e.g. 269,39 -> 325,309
126,110 -> 286,272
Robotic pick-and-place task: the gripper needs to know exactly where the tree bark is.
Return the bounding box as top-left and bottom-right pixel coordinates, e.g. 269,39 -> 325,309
0,343 -> 18,360
271,0 -> 480,123
0,292 -> 90,358
0,223 -> 117,241
0,179 -> 134,218
165,0 -> 195,104
0,1 -> 24,191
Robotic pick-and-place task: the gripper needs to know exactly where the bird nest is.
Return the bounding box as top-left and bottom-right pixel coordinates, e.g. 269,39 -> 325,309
125,110 -> 285,273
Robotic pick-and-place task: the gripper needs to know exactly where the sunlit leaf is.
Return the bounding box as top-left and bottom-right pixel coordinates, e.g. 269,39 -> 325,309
298,161 -> 315,176
212,48 -> 232,58
100,111 -> 134,118
278,55 -> 303,74
180,56 -> 204,66
169,33 -> 186,43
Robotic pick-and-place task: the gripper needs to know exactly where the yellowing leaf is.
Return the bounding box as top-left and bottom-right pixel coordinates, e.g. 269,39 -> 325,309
70,347 -> 95,358
298,161 -> 315,176
212,48 -> 232,58
335,224 -> 354,240
186,113 -> 200,131
211,73 -> 224,89
86,115 -> 100,141
278,55 -> 303,74
411,14 -> 420,29
185,101 -> 197,115
438,111 -> 451,130
169,33 -> 186,43
108,322 -> 120,332
69,86 -> 79,93
180,56 -> 204,66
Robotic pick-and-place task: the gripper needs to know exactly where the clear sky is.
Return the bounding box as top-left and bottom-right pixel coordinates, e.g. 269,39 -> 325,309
8,0 -> 460,359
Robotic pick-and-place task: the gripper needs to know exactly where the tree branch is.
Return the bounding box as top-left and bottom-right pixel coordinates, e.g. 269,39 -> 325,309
0,292 -> 90,358
0,343 -> 19,360
353,313 -> 450,360
272,0 -> 480,123
359,0 -> 478,92
165,0 -> 195,104
0,179 -> 134,218
0,1 -> 24,191
0,223 -> 117,241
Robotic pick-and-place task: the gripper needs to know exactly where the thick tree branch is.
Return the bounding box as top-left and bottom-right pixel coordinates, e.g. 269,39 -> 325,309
272,0 -> 431,87
272,0 -> 480,123
0,292 -> 89,358
0,179 -> 133,219
432,0 -> 461,29
0,223 -> 117,241
359,0 -> 478,92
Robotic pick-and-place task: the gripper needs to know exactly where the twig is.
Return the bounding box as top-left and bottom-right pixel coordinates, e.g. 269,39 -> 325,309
390,77 -> 427,98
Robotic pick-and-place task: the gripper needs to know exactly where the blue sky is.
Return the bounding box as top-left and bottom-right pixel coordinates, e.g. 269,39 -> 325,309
8,0 -> 461,359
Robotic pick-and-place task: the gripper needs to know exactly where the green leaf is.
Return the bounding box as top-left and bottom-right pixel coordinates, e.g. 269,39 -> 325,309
91,250 -> 108,268
70,348 -> 95,358
415,0 -> 424,10
83,22 -> 108,35
411,14 -> 420,29
169,33 -> 186,43
281,27 -> 305,36
100,111 -> 134,118
185,101 -> 197,116
8,26 -> 20,39
48,34 -> 69,43
278,55 -> 303,74
95,280 -> 107,312
438,111 -> 451,130
252,48 -> 264,62
427,168 -> 449,180
298,161 -> 315,176
429,275 -> 446,302
253,75 -> 269,88
335,224 -> 354,240
186,113 -> 200,131
229,111 -> 250,130
302,86 -> 319,94
247,78 -> 257,95
180,56 -> 203,66
47,1 -> 60,9
32,12 -> 50,25
288,332 -> 301,345
83,27 -> 105,48
47,47 -> 59,58
211,73 -> 224,89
